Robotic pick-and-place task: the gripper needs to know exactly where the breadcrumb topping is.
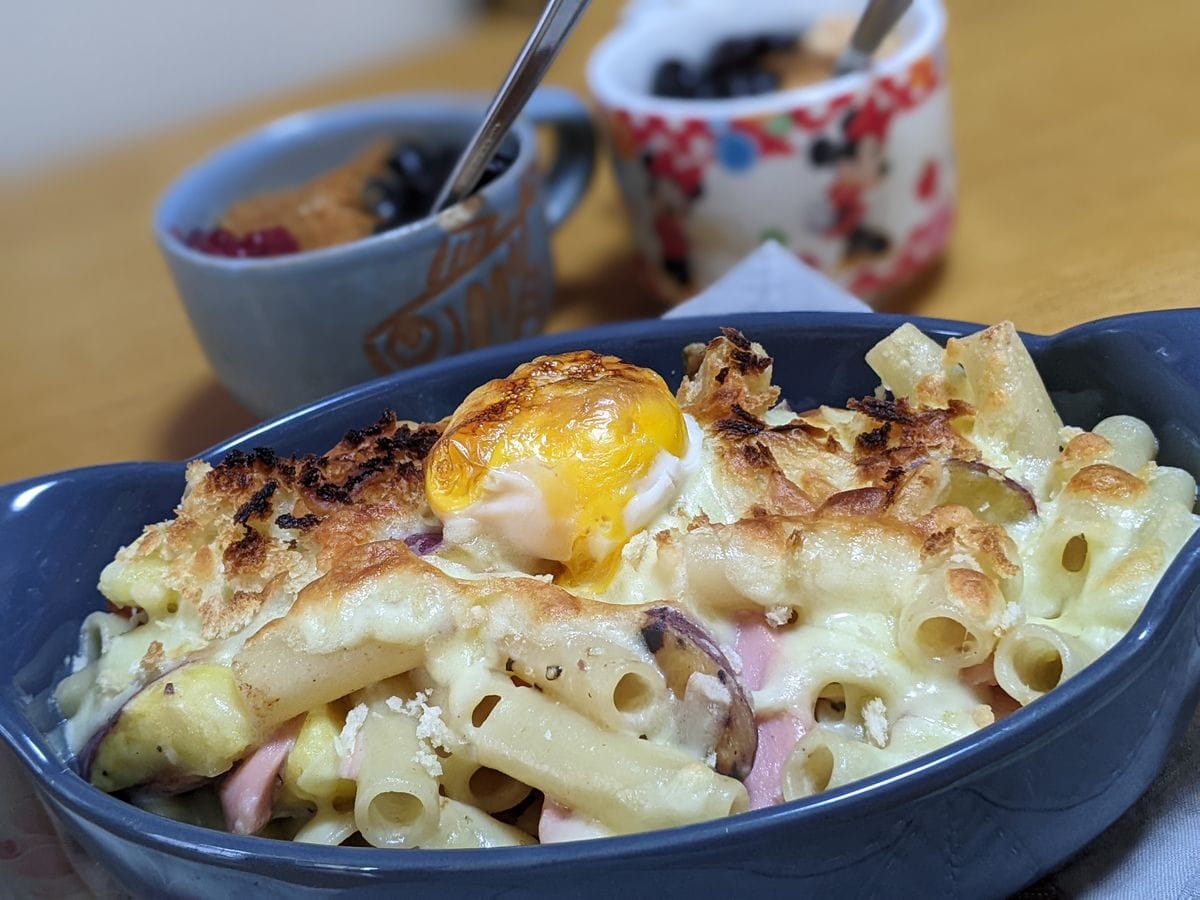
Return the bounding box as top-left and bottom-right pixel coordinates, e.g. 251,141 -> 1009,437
334,703 -> 369,761
862,697 -> 889,749
386,691 -> 460,778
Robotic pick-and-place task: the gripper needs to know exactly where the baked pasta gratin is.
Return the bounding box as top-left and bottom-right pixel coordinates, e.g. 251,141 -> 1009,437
56,323 -> 1199,847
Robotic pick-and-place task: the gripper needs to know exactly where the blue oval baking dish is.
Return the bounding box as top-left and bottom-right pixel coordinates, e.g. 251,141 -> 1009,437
2,310 -> 1200,899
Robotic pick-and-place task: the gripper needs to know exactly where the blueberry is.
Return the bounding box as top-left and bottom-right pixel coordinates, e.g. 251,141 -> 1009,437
763,31 -> 800,53
387,144 -> 426,180
724,72 -> 759,97
367,139 -> 515,234
711,37 -> 759,72
427,145 -> 460,181
651,31 -> 802,102
478,150 -> 514,188
748,69 -> 781,95
401,186 -> 431,218
652,59 -> 701,98
490,147 -> 517,170
362,177 -> 398,218
377,198 -> 401,225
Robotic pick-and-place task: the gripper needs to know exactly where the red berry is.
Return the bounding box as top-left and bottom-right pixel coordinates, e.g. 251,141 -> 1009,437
249,226 -> 300,257
180,225 -> 300,258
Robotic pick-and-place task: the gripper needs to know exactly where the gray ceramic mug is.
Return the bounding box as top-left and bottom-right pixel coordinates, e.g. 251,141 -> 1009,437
155,89 -> 595,416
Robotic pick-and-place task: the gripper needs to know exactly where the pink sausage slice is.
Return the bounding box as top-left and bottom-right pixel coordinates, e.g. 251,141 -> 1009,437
736,614 -> 804,810
219,718 -> 302,836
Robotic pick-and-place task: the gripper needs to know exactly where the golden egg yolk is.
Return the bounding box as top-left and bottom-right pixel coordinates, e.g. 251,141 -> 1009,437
425,351 -> 689,584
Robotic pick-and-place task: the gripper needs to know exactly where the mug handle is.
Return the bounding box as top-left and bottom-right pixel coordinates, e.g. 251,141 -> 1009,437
523,86 -> 597,231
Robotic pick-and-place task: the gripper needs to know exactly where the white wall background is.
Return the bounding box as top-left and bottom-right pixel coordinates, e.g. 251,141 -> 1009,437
0,0 -> 477,177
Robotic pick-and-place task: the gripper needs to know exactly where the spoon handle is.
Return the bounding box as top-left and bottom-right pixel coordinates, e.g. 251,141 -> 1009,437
432,0 -> 592,214
833,0 -> 912,76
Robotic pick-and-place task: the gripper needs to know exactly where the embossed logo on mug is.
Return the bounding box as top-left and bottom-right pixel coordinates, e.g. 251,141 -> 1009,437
364,173 -> 549,374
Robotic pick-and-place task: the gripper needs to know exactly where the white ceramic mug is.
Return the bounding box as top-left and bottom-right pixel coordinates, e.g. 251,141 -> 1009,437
587,0 -> 953,304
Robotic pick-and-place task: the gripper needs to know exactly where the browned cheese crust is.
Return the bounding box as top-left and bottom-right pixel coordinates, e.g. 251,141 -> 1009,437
676,329 -> 1011,533
110,412 -> 442,644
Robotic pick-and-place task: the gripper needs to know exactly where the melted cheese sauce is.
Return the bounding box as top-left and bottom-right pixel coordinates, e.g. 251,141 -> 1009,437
59,325 -> 1200,841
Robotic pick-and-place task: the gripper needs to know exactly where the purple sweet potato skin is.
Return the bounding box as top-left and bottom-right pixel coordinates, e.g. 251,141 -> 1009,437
641,606 -> 757,781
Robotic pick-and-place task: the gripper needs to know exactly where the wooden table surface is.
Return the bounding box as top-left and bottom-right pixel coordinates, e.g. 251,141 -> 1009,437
2,0 -> 1198,484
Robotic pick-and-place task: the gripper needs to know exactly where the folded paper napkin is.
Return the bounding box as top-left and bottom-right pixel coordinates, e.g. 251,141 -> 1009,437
2,243 -> 1193,897
664,239 -> 872,318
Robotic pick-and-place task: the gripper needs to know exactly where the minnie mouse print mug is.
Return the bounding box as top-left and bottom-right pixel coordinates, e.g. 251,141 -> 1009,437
587,0 -> 953,304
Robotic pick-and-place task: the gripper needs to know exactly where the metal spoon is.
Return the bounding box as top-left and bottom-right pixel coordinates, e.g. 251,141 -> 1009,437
431,0 -> 592,215
832,0 -> 912,76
